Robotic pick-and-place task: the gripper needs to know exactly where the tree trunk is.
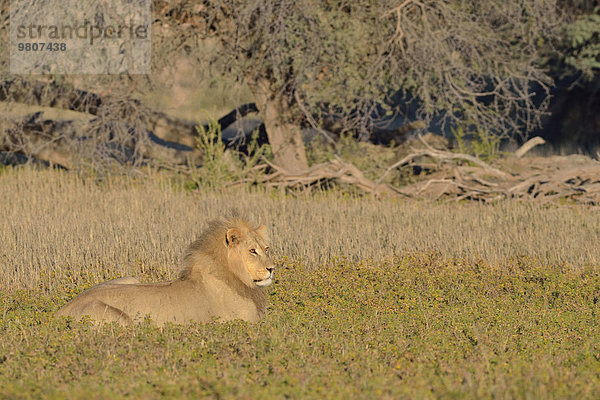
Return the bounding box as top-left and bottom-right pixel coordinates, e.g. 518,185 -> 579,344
250,81 -> 308,173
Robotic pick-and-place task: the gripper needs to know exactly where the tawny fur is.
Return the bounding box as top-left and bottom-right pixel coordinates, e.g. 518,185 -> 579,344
57,218 -> 275,326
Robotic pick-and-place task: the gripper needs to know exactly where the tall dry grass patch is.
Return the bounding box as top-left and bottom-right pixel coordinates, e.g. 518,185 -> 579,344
1,167 -> 599,290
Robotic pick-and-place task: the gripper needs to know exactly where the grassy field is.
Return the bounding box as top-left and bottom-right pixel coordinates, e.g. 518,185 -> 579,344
1,166 -> 600,398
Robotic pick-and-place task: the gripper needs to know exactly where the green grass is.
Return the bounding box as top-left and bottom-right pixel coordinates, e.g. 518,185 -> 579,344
2,255 -> 600,399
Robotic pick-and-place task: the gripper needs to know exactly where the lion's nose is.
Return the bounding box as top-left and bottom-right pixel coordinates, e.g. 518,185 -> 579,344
267,267 -> 274,274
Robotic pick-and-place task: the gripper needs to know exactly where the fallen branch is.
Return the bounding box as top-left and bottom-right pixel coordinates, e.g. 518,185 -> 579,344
261,157 -> 400,197
514,136 -> 546,158
378,136 -> 511,185
252,146 -> 600,204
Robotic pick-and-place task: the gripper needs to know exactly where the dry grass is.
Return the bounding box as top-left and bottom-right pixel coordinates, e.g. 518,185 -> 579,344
1,166 -> 599,291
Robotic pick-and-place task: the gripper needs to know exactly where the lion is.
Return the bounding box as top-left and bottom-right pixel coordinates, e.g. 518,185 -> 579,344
57,217 -> 275,326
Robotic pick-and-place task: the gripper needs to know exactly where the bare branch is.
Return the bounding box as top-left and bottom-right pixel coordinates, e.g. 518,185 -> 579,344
514,136 -> 546,158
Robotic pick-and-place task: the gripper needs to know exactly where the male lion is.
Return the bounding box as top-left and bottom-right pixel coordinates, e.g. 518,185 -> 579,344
57,217 -> 275,326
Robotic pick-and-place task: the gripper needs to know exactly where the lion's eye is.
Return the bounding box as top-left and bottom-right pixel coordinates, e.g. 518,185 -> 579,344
264,247 -> 269,253
250,249 -> 258,255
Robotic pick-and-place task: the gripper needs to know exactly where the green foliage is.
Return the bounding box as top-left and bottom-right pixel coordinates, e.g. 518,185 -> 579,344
452,125 -> 502,162
193,119 -> 272,189
183,0 -> 562,143
196,119 -> 227,172
2,255 -> 600,398
563,8 -> 600,80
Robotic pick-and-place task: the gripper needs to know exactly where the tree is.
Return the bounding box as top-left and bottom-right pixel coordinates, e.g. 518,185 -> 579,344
1,1 -> 564,172
558,2 -> 600,80
155,0 -> 563,172
534,1 -> 600,151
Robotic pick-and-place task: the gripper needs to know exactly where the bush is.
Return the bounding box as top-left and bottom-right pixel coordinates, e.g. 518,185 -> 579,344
193,119 -> 272,189
452,125 -> 502,162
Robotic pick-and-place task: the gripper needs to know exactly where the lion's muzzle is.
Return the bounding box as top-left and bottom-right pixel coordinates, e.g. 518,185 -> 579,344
254,269 -> 274,287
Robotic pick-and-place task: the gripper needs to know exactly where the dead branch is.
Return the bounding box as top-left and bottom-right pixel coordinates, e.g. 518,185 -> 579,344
377,151 -> 430,184
514,136 -> 546,158
418,135 -> 512,178
253,137 -> 599,203
378,137 -> 511,185
260,157 -> 399,197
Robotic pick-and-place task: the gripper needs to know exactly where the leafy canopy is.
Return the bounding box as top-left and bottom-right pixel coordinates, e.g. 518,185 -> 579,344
173,0 -> 563,138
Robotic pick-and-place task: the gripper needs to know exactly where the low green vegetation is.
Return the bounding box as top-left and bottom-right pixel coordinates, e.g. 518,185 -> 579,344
451,125 -> 503,162
1,255 -> 599,398
192,118 -> 272,189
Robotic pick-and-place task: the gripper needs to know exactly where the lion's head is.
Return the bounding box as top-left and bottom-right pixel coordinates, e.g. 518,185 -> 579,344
225,223 -> 274,287
181,217 -> 275,288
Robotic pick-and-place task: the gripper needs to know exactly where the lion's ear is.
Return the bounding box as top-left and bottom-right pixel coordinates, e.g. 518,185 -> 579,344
255,225 -> 269,240
225,228 -> 243,247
